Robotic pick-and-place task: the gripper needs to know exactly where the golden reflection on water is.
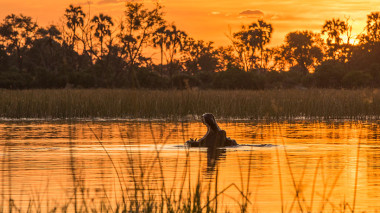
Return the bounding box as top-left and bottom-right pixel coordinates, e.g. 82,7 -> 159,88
1,121 -> 380,212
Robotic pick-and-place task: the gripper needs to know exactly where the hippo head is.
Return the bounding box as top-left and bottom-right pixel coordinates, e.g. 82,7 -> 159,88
202,113 -> 219,131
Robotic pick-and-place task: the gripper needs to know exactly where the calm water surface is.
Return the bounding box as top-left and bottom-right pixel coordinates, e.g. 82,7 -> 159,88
1,120 -> 380,212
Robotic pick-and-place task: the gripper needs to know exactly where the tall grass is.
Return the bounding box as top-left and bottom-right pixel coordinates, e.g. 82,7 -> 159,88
1,89 -> 380,119
0,123 -> 253,212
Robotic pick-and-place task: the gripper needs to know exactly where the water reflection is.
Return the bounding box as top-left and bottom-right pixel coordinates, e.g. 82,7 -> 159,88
206,148 -> 226,174
1,121 -> 380,211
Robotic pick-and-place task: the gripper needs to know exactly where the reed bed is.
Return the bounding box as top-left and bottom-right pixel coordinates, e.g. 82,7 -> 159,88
0,89 -> 380,119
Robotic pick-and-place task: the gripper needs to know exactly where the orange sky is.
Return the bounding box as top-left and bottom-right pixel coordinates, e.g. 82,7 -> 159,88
0,0 -> 379,46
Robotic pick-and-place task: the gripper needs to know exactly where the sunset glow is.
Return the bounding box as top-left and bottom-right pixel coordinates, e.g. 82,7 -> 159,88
1,0 -> 379,46
2,121 -> 380,212
3,0 -> 380,212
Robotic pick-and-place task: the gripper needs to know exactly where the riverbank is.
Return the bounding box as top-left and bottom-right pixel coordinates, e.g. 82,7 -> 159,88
0,89 -> 379,120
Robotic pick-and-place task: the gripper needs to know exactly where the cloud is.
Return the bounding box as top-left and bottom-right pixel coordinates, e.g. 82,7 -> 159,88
239,10 -> 264,18
211,11 -> 221,15
97,0 -> 123,5
78,1 -> 94,6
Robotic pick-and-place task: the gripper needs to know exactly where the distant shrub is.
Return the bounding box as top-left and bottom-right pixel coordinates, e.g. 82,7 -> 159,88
212,70 -> 264,89
138,69 -> 168,89
194,71 -> 214,89
0,68 -> 33,89
281,67 -> 307,88
171,74 -> 200,89
32,67 -> 67,88
367,63 -> 380,87
263,70 -> 283,89
313,60 -> 347,88
342,71 -> 372,88
69,70 -> 96,88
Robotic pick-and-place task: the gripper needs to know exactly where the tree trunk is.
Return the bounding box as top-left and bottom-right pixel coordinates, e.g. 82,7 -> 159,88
129,64 -> 140,88
160,44 -> 163,77
16,47 -> 23,71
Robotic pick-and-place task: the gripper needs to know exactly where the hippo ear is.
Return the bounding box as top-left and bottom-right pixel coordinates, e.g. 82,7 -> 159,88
211,115 -> 217,125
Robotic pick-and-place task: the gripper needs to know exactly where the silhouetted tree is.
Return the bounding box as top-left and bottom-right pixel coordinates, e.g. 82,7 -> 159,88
153,24 -> 187,79
365,12 -> 380,43
351,12 -> 380,76
322,18 -> 349,61
282,31 -> 323,73
152,25 -> 166,76
261,47 -> 277,71
28,40 -> 64,86
232,26 -> 256,71
322,18 -> 347,46
118,2 -> 164,88
313,60 -> 346,88
90,14 -> 113,59
0,43 -> 8,71
271,47 -> 288,71
217,46 -> 240,71
231,20 -> 273,71
30,25 -> 63,71
250,20 -> 273,70
36,25 -> 62,41
0,14 -> 38,71
182,38 -> 219,73
2,7 -> 380,90
64,5 -> 86,50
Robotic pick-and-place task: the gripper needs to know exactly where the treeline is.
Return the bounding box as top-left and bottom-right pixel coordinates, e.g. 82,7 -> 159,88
0,3 -> 380,89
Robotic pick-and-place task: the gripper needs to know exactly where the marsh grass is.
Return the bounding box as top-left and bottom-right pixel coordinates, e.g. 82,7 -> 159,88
1,89 -> 380,119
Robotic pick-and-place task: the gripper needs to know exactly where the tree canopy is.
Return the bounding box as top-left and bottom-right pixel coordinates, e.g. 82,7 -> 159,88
0,3 -> 380,89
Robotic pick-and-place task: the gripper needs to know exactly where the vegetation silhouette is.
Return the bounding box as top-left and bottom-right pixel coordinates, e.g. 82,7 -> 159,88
0,3 -> 380,89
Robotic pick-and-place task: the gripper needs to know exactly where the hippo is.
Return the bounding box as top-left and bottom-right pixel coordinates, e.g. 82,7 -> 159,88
186,113 -> 238,148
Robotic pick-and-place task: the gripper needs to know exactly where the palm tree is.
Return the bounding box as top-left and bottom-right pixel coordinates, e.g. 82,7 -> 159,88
322,18 -> 347,46
283,31 -> 323,73
366,12 -> 380,43
153,24 -> 187,78
35,25 -> 63,70
118,2 -> 164,88
164,25 -> 187,74
322,18 -> 348,60
152,25 -> 167,76
0,14 -> 38,71
232,26 -> 252,71
232,20 -> 273,71
64,5 -> 86,49
91,14 -> 113,58
247,20 -> 273,70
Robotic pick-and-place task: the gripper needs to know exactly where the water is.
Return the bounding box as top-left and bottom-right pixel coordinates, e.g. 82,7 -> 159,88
0,120 -> 379,212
